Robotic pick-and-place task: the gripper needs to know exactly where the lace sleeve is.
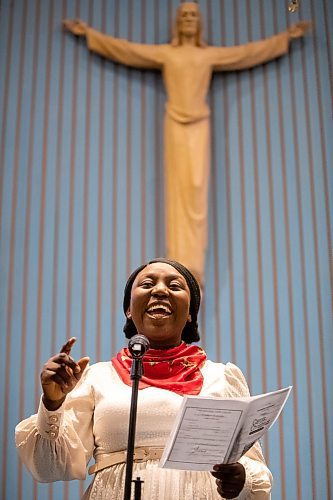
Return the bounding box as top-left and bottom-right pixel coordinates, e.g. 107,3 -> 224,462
15,366 -> 95,482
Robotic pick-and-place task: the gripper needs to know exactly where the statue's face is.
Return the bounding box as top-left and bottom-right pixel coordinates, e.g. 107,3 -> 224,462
178,2 -> 200,37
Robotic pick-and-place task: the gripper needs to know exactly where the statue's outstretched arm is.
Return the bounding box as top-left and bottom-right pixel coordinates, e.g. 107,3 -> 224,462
211,20 -> 312,72
63,19 -> 164,70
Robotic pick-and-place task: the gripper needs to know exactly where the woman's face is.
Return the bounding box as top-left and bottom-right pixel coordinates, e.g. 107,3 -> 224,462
178,3 -> 200,37
127,262 -> 191,348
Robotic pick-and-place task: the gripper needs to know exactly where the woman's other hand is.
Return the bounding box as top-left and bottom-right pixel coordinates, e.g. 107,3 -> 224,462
40,337 -> 89,411
63,19 -> 88,36
211,462 -> 246,499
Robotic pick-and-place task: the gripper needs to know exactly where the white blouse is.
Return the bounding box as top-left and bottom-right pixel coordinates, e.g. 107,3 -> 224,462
15,360 -> 273,499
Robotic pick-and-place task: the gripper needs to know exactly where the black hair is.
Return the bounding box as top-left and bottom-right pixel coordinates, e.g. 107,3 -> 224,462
123,258 -> 201,344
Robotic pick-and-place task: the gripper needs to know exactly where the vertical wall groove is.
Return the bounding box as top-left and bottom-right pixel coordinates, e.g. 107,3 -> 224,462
95,0 -> 107,372
309,0 -> 333,320
272,2 -> 302,495
234,0 -> 252,387
300,18 -> 331,498
65,0 -> 80,371
37,6 -> 55,500
110,0 -> 120,356
154,1 -> 160,257
246,1 -> 268,397
288,18 -> 317,500
63,1 -> 81,492
322,0 -> 333,114
2,2 -> 27,499
49,1 -> 69,497
259,1 -> 283,489
0,1 -> 14,241
126,0 -> 133,277
207,0 -> 221,362
81,0 -> 93,365
217,0 -> 236,364
17,1 -> 41,497
275,4 -> 299,499
140,0 -> 147,264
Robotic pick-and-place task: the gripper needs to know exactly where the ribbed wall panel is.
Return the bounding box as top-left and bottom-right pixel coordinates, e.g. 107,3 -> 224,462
0,1 -> 332,499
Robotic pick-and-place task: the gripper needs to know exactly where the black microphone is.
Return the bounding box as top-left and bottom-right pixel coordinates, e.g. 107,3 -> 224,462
128,334 -> 150,359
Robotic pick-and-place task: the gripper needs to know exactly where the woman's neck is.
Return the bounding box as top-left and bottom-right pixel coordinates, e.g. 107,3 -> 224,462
148,340 -> 183,350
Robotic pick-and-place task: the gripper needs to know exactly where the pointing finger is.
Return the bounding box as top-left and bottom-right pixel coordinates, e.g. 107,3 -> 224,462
60,337 -> 76,355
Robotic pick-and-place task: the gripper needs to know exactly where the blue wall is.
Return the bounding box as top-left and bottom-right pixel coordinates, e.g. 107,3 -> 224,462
0,0 -> 332,499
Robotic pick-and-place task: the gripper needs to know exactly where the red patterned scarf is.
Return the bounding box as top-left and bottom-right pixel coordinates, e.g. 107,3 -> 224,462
112,342 -> 207,395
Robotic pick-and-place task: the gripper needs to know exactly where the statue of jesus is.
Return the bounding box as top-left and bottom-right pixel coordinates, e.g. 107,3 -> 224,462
64,2 -> 311,285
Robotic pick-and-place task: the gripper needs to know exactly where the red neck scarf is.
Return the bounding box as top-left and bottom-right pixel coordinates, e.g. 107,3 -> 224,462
112,342 -> 207,396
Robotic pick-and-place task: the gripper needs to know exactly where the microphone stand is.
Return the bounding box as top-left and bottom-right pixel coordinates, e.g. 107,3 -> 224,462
123,356 -> 144,500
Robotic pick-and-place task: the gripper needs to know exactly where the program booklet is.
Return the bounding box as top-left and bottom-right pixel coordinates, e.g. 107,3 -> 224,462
160,386 -> 292,471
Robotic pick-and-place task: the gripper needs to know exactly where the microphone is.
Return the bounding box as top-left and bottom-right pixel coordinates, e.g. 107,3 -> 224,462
128,334 -> 150,359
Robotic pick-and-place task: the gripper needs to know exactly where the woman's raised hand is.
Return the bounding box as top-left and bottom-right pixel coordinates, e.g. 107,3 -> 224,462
40,337 -> 89,410
63,19 -> 88,36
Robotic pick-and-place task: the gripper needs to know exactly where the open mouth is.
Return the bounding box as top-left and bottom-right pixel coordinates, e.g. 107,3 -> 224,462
146,303 -> 172,319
